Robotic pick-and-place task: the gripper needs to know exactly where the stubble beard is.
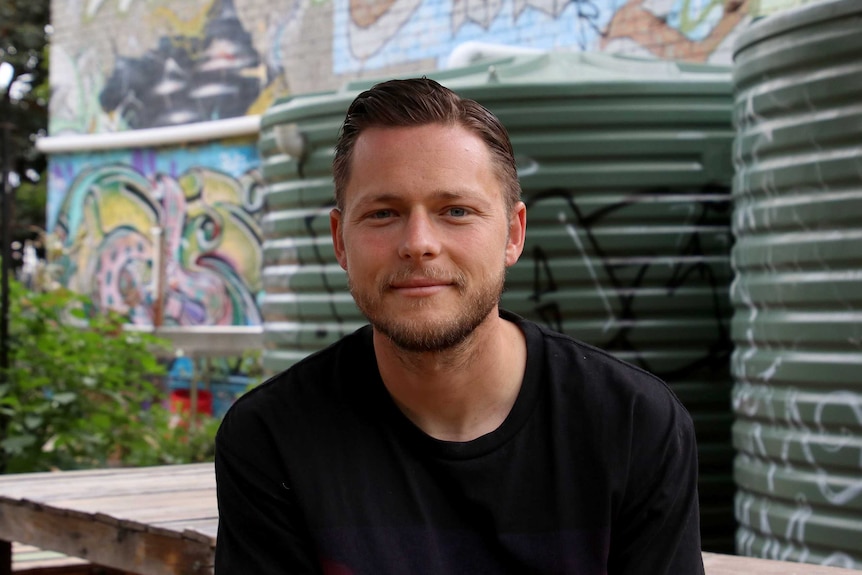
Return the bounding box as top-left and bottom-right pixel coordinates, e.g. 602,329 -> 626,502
349,265 -> 506,353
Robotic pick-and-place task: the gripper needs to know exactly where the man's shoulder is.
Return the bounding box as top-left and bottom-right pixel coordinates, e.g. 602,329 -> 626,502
511,310 -> 658,381
215,324 -> 380,471
222,324 -> 374,421
511,311 -> 690,418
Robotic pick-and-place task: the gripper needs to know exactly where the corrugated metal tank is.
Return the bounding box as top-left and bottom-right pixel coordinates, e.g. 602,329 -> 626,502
259,52 -> 737,550
731,0 -> 862,568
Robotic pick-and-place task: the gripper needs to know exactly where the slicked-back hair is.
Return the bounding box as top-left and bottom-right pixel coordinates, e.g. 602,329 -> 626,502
332,77 -> 521,213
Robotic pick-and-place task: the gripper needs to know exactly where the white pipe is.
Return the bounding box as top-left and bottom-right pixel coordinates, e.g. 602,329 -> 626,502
36,114 -> 262,154
446,41 -> 543,69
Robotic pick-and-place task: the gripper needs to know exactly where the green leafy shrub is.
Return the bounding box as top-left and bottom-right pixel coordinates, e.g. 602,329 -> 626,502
0,279 -> 218,472
123,407 -> 221,468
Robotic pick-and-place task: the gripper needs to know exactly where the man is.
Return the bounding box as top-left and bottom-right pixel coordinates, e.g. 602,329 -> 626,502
215,78 -> 704,574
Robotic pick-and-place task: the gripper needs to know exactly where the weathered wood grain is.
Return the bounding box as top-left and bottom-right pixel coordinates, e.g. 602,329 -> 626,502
0,464 -> 214,503
0,503 -> 212,575
0,465 -> 216,575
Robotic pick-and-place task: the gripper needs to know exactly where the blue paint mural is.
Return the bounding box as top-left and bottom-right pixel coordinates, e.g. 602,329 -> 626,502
334,0 -> 610,73
334,0 -> 744,73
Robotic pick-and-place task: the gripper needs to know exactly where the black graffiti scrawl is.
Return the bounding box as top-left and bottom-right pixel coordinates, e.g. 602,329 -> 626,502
100,0 -> 276,129
517,186 -> 734,381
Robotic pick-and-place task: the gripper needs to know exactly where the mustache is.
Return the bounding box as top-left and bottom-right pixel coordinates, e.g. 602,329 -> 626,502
383,266 -> 467,289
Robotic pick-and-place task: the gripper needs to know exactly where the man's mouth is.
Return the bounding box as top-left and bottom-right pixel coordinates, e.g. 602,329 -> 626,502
386,268 -> 462,296
389,278 -> 452,296
390,277 -> 451,289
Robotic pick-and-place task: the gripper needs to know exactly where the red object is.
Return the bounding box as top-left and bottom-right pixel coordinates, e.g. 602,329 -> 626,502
169,388 -> 213,416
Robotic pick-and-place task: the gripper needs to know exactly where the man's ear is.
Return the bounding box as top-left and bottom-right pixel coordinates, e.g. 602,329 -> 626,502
330,208 -> 348,271
505,201 -> 527,267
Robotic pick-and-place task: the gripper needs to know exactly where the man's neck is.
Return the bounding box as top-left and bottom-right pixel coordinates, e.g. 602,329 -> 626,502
373,311 -> 527,442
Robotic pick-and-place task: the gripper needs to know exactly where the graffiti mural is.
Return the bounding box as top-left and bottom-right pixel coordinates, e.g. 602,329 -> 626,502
601,0 -> 749,61
334,0 -> 607,72
98,0 -> 280,129
517,186 -> 733,379
48,0 -> 752,135
50,0 -> 297,135
334,0 -> 747,73
47,142 -> 264,326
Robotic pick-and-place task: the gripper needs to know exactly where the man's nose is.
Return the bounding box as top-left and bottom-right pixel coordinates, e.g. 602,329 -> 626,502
398,211 -> 441,261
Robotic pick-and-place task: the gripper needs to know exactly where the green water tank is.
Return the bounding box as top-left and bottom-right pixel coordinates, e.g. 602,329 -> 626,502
259,52 -> 737,550
731,0 -> 862,568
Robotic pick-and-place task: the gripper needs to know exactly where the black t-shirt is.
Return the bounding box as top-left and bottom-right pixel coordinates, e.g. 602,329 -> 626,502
215,311 -> 704,574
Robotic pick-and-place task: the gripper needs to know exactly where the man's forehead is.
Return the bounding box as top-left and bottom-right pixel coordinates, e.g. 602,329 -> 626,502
351,123 -> 488,157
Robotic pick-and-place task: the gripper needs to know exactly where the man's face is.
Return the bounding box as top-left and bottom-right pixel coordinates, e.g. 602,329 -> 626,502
330,123 -> 526,352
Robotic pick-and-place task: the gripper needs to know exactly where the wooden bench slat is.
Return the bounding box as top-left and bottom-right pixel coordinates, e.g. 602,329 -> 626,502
702,552 -> 861,574
0,467 -> 214,504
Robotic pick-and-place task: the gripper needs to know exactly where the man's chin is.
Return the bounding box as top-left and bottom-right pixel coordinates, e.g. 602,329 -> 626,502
368,308 -> 495,354
354,279 -> 504,353
377,324 -> 474,354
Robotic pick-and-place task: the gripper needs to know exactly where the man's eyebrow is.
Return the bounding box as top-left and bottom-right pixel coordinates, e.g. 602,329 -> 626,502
356,189 -> 486,206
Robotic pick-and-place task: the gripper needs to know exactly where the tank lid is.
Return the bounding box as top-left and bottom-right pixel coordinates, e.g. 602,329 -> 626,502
734,0 -> 861,58
262,51 -> 731,128
341,52 -> 730,93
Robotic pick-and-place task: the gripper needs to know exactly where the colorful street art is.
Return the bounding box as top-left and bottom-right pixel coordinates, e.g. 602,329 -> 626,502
48,0 -> 750,135
601,0 -> 748,60
334,0 -> 747,73
47,142 -> 264,326
98,0 -> 281,129
50,0 -> 289,134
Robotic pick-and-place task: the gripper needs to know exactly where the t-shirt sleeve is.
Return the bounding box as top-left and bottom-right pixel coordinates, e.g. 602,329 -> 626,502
214,401 -> 321,575
607,381 -> 705,575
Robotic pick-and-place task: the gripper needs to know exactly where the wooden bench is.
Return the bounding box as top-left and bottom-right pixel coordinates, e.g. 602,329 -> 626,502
0,464 -> 215,575
0,463 -> 857,575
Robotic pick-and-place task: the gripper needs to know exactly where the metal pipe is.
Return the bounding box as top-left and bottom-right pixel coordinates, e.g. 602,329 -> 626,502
35,114 -> 261,154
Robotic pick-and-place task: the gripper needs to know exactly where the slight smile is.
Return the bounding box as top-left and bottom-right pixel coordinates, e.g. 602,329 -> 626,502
389,278 -> 455,297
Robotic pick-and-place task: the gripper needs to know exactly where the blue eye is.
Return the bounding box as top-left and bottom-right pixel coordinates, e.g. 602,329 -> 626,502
448,207 -> 468,217
370,210 -> 392,219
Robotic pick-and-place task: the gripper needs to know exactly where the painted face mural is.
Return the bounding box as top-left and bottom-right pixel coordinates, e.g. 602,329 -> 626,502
97,0 -> 280,130
53,162 -> 264,326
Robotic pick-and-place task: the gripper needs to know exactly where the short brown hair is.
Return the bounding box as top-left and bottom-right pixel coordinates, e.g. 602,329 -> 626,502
332,77 -> 521,213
